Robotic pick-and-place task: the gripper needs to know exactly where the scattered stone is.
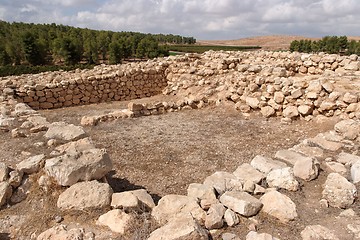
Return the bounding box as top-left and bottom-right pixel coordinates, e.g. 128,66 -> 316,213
266,167 -> 299,191
307,134 -> 343,151
222,232 -> 240,240
11,128 -> 26,138
347,224 -> 360,239
0,162 -> 8,181
204,171 -> 241,195
219,191 -> 263,217
97,209 -> 133,234
111,189 -> 155,211
322,173 -> 357,208
334,119 -> 360,140
8,170 -> 23,188
250,155 -> 287,175
0,181 -> 12,207
45,148 -> 112,186
293,157 -> 319,181
187,183 -> 218,209
44,122 -> 87,141
246,231 -> 280,240
152,195 -> 206,225
336,152 -> 360,165
224,209 -> 240,227
260,190 -> 297,223
57,180 -> 113,210
148,215 -> 209,240
205,203 -> 226,230
16,154 -> 45,174
339,208 -> 356,218
301,225 -> 339,240
37,225 -> 91,240
274,149 -> 309,166
246,97 -> 260,109
14,103 -> 36,116
290,143 -> 324,159
233,163 -> 265,184
261,106 -> 275,118
283,106 -> 299,119
324,162 -> 347,175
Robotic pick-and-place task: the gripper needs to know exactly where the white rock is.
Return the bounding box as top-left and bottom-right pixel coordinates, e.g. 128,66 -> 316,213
205,203 -> 226,230
222,233 -> 240,240
224,209 -> 240,227
44,122 -> 87,141
14,103 -> 36,116
97,209 -> 133,234
334,119 -> 360,140
274,149 -> 309,166
250,155 -> 287,175
152,195 -> 206,225
266,167 -> 299,191
53,137 -> 95,156
0,182 -> 12,207
246,231 -> 280,240
322,173 -> 357,208
246,97 -> 260,109
307,134 -> 343,151
298,105 -> 313,116
187,183 -> 218,209
290,143 -> 324,159
57,180 -> 113,210
260,106 -> 275,118
324,162 -> 347,175
274,92 -> 285,104
16,154 -> 45,174
233,163 -> 265,184
45,148 -> 112,186
337,152 -> 360,166
351,161 -> 360,183
343,92 -> 358,103
148,215 -> 209,240
37,225 -> 89,240
204,171 -> 241,195
293,158 -> 319,181
8,170 -> 23,188
260,190 -> 298,223
219,191 -> 263,217
283,106 -> 299,119
111,189 -> 155,210
301,225 -> 339,240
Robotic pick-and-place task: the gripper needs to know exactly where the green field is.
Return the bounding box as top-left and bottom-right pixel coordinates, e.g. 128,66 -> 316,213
166,44 -> 261,54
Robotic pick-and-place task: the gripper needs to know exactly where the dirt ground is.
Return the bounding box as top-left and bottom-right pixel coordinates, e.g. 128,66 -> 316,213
1,96 -> 359,239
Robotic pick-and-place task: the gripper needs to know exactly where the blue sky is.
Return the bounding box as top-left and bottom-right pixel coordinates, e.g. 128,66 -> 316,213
0,0 -> 359,40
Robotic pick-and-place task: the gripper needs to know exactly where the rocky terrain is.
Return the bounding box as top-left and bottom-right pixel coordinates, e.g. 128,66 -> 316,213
1,50 -> 360,239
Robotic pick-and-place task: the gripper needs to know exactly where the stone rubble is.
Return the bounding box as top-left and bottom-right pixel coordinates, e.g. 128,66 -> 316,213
1,50 -> 360,239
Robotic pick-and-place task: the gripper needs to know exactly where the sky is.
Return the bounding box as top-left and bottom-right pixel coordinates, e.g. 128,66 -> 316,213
0,0 -> 359,40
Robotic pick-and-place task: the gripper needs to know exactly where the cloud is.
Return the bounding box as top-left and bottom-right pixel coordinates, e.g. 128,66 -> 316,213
0,0 -> 359,39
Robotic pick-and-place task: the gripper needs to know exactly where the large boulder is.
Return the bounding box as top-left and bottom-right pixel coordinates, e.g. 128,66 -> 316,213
44,122 -> 87,141
148,215 -> 209,240
219,191 -> 262,217
45,148 -> 112,186
205,203 -> 226,230
152,195 -> 206,225
322,173 -> 357,208
293,157 -> 319,181
260,190 -> 298,223
57,180 -> 113,210
334,119 -> 360,140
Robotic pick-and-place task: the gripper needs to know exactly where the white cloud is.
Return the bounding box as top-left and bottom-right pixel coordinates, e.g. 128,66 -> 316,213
0,0 -> 359,39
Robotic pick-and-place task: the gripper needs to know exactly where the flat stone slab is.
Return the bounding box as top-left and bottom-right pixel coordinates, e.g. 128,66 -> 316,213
233,163 -> 265,184
44,122 -> 87,141
274,149 -> 310,166
220,191 -> 263,217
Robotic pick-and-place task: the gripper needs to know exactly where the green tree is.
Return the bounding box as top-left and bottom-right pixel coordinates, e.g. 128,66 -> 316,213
22,31 -> 46,65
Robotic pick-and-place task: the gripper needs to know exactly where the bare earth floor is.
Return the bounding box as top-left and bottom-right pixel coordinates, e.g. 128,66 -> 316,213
1,97 -> 358,239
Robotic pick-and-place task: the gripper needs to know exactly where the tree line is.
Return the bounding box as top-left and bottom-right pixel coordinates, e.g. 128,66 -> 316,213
0,21 -> 196,66
289,36 -> 360,55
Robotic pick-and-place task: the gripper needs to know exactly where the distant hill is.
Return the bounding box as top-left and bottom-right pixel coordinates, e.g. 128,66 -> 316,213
198,35 -> 360,51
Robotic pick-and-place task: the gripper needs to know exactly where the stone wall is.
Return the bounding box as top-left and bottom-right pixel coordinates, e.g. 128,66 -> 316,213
0,50 -> 360,111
